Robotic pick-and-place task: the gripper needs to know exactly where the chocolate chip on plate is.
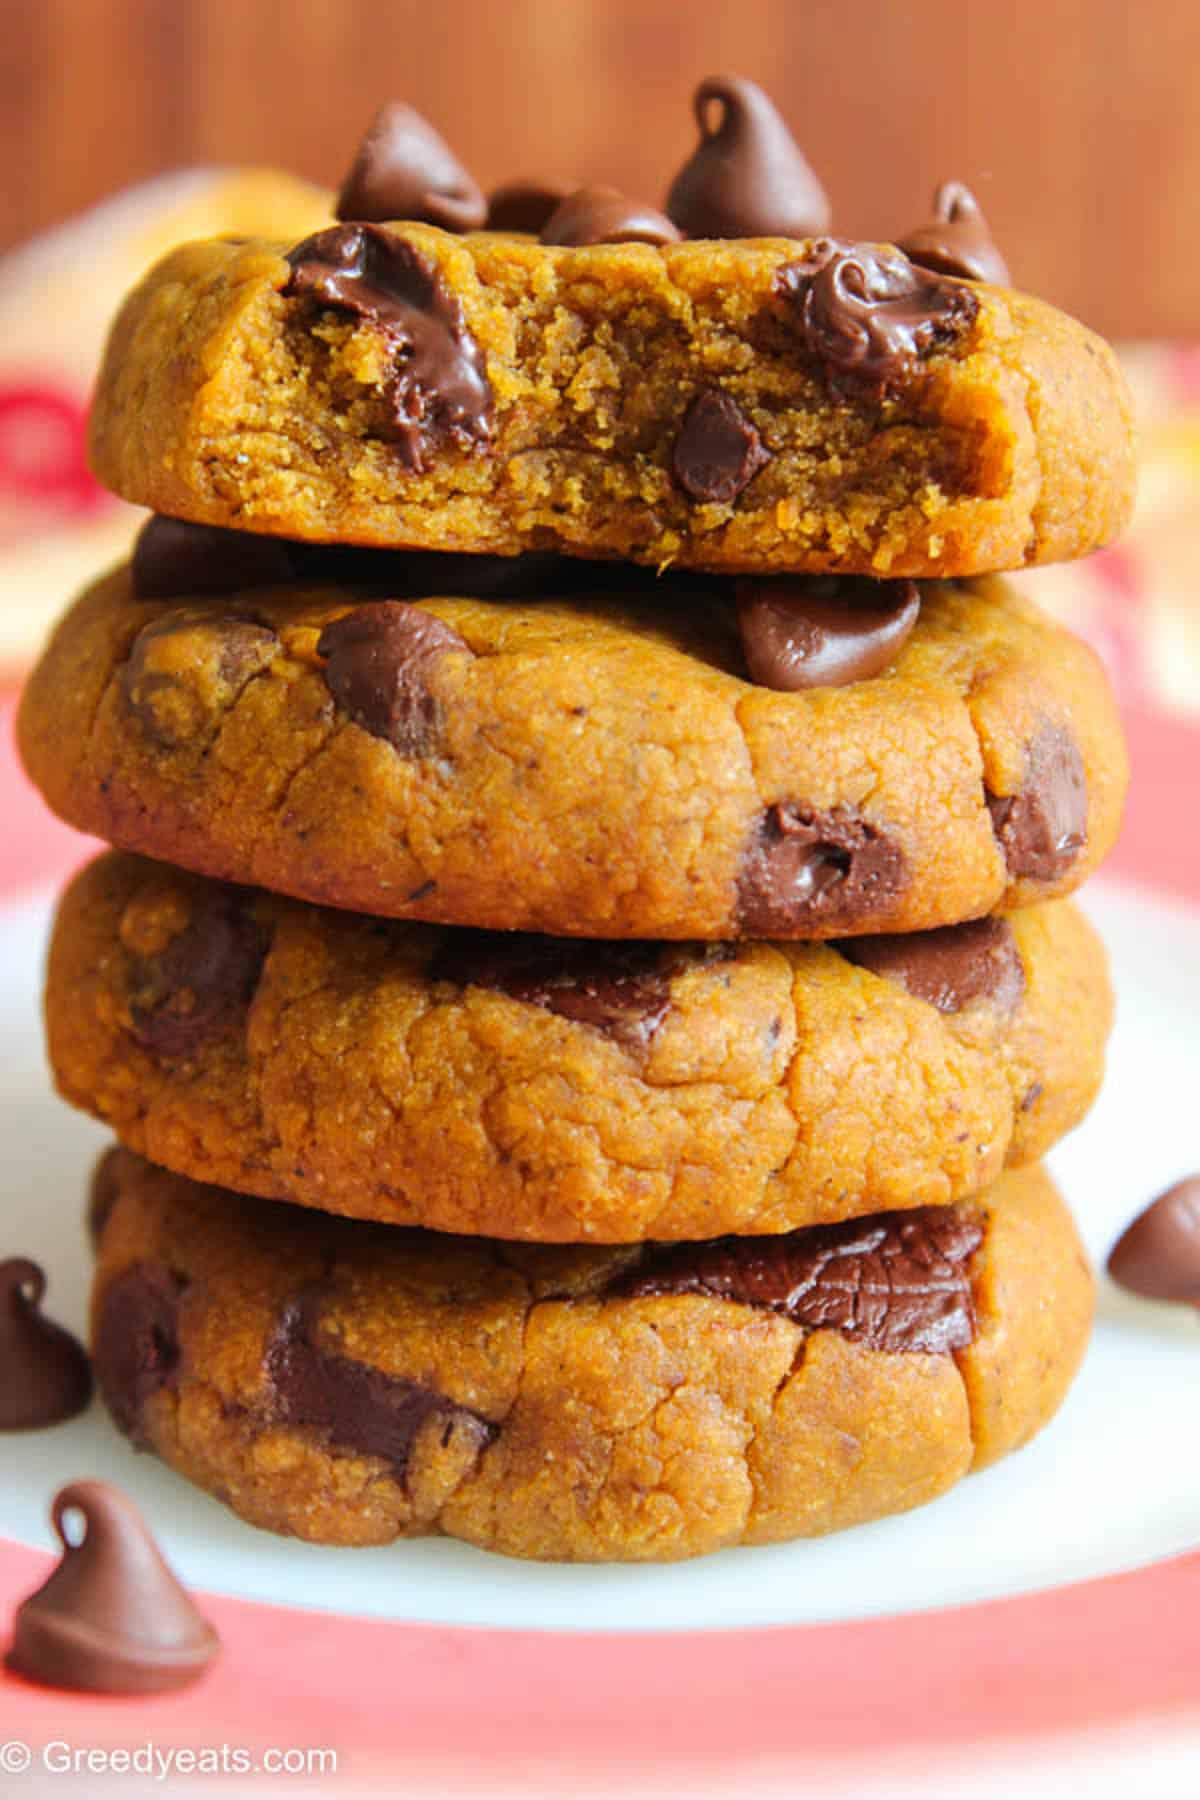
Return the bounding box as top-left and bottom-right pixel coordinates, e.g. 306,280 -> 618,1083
0,1259 -> 92,1430
1108,1178 -> 1200,1308
7,1480 -> 219,1694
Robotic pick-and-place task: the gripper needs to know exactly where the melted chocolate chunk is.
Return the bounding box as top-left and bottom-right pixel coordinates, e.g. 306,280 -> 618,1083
617,1205 -> 983,1353
738,803 -> 907,933
838,917 -> 1026,1015
121,611 -> 279,749
88,1149 -> 124,1245
672,388 -> 772,505
777,238 -> 978,391
736,576 -> 919,690
665,74 -> 831,240
93,1263 -> 185,1446
899,181 -> 1010,286
486,180 -> 564,233
131,517 -> 298,599
317,601 -> 470,753
986,725 -> 1088,882
284,223 -> 492,471
1107,1178 -> 1200,1308
0,1259 -> 92,1430
540,185 -> 680,247
432,934 -> 728,1053
130,892 -> 267,1059
7,1481 -> 219,1695
267,1289 -> 495,1478
335,101 -> 486,231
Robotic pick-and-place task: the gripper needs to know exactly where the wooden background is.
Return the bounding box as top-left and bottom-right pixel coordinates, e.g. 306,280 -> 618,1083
5,0 -> 1198,338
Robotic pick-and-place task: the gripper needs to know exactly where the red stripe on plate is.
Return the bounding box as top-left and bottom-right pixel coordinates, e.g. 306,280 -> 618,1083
1,1536 -> 1198,1767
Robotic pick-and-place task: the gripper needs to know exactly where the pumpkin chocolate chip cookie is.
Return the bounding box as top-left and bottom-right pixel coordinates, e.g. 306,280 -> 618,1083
89,1148 -> 1093,1561
18,543 -> 1127,941
49,852 -> 1110,1242
86,201 -> 1134,578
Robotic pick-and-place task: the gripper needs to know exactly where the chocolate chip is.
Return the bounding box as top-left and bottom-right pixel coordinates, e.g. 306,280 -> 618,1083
130,893 -> 267,1059
777,238 -> 979,391
317,601 -> 470,754
335,101 -> 486,231
266,1289 -> 495,1479
431,935 -> 729,1054
121,610 -> 279,750
736,576 -> 919,690
617,1205 -> 983,1353
665,74 -> 831,240
92,1263 -> 184,1446
131,517 -> 298,600
672,388 -> 771,505
737,803 -> 907,934
838,917 -> 1026,1015
486,180 -> 565,233
284,223 -> 492,472
898,182 -> 1010,286
7,1480 -> 219,1694
986,725 -> 1088,882
1107,1178 -> 1200,1308
539,185 -> 681,247
0,1259 -> 92,1430
88,1149 -> 124,1245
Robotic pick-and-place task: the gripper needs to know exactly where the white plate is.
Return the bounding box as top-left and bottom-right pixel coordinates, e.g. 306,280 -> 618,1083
2,878 -> 1196,1633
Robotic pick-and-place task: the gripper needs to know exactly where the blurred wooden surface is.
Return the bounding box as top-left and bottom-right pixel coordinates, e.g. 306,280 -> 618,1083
4,0 -> 1197,337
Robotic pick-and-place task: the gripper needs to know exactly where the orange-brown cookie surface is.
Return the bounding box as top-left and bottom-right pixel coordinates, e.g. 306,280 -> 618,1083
87,224 -> 1134,578
89,1150 -> 1093,1562
48,853 -> 1110,1242
18,561 -> 1128,941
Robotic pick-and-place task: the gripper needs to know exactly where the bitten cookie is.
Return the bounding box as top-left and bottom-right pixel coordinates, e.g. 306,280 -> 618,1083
50,852 -> 1111,1242
89,1149 -> 1093,1562
18,552 -> 1128,941
86,222 -> 1134,578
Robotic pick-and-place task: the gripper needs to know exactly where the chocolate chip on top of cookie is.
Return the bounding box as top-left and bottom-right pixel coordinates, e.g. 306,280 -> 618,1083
665,74 -> 831,239
899,181 -> 1011,286
540,185 -> 680,247
335,100 -> 486,231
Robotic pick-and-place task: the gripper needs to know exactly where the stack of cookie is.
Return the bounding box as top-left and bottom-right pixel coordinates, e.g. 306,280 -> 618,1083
19,81 -> 1133,1561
